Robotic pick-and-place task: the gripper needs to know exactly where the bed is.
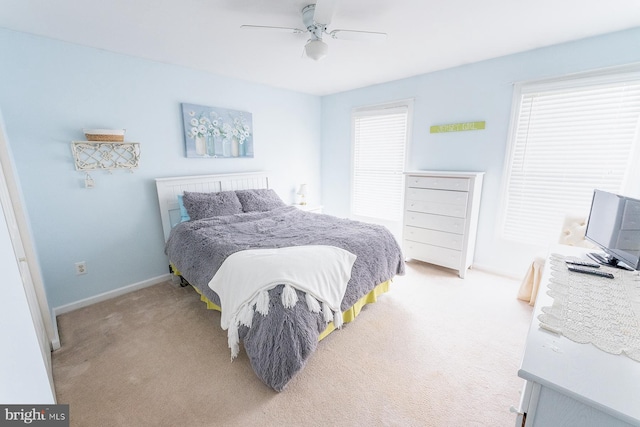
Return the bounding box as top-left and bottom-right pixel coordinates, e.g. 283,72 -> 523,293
155,172 -> 405,391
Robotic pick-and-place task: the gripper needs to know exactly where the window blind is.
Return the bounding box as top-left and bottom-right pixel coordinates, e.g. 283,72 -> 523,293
502,78 -> 640,246
352,106 -> 408,221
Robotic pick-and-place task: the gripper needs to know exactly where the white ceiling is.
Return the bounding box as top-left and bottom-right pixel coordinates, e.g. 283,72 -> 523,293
1,0 -> 640,96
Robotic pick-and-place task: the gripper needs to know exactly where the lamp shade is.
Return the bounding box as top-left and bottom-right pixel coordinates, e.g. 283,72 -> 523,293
304,40 -> 328,61
297,184 -> 308,196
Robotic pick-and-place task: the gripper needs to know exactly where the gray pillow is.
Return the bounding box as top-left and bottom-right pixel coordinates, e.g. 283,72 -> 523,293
236,189 -> 286,212
182,190 -> 243,220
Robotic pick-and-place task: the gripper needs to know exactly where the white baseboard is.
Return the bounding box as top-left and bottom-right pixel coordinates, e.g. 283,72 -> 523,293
472,263 -> 522,280
53,273 -> 172,317
51,312 -> 61,351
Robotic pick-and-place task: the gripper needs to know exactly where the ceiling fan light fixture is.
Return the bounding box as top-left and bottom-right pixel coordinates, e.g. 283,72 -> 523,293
304,39 -> 328,61
242,1 -> 386,61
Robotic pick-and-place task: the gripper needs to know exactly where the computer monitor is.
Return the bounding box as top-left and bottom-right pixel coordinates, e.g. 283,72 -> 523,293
584,189 -> 640,271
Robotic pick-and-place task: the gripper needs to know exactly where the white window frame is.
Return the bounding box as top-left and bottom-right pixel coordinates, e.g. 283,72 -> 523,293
350,99 -> 413,234
499,64 -> 640,247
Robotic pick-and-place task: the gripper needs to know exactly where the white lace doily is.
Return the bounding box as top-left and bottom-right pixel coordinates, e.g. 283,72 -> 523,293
538,254 -> 640,362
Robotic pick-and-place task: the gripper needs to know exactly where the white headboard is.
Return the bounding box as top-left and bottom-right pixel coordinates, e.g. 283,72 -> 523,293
155,171 -> 270,241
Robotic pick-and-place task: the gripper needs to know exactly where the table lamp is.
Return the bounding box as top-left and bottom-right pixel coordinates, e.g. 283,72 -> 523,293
297,184 -> 308,205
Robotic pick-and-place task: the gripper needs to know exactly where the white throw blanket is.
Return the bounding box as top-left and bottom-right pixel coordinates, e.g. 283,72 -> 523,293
208,245 -> 357,359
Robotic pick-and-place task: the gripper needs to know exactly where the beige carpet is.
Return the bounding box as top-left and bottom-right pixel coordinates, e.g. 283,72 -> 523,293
52,261 -> 533,426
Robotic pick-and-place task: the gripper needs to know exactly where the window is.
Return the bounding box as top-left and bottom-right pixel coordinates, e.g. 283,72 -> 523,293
351,100 -> 412,224
501,69 -> 640,246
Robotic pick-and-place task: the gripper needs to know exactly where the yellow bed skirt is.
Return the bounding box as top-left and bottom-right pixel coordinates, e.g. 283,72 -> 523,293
189,280 -> 391,341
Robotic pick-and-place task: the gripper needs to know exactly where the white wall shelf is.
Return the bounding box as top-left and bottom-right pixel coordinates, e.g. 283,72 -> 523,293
71,141 -> 140,172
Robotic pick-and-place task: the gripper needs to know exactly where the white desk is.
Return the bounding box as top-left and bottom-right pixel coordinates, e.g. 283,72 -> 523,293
516,245 -> 640,427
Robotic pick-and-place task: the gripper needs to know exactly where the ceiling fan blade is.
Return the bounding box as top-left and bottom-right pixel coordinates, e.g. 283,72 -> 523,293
313,0 -> 338,25
329,29 -> 388,42
240,25 -> 305,34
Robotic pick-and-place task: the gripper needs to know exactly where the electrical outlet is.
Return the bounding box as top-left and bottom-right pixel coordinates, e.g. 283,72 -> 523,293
84,173 -> 95,189
75,261 -> 87,275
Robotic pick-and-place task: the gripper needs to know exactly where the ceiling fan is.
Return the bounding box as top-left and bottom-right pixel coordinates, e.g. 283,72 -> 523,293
240,0 -> 387,61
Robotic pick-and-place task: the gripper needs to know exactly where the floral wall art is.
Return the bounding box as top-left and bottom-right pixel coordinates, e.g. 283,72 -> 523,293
181,103 -> 254,158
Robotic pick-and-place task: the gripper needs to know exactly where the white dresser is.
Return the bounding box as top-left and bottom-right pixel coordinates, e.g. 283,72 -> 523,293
515,245 -> 640,427
402,171 -> 484,278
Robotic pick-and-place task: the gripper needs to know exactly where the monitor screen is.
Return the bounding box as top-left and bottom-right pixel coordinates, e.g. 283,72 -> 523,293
585,189 -> 640,270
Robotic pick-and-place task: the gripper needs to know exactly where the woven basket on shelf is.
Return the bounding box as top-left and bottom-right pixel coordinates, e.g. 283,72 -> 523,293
83,129 -> 126,142
85,134 -> 125,142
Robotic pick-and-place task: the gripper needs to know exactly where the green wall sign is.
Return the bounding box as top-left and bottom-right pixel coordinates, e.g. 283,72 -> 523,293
430,121 -> 485,133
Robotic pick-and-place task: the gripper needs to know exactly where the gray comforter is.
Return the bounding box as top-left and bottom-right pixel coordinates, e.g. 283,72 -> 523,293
165,206 -> 404,391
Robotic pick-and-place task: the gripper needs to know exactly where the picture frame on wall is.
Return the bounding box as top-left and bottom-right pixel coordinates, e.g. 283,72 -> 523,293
181,103 -> 254,158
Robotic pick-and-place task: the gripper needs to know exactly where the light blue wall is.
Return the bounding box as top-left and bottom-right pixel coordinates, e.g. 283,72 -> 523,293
2,27 -> 640,309
0,29 -> 322,308
321,27 -> 640,276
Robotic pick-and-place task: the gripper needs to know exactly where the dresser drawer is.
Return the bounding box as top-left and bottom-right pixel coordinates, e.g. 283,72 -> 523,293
404,211 -> 465,234
406,188 -> 468,205
403,226 -> 463,250
403,240 -> 462,270
406,176 -> 470,191
405,200 -> 467,218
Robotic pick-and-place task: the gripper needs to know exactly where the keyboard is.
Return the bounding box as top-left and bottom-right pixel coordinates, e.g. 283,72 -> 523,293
565,258 -> 600,268
567,265 -> 614,279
